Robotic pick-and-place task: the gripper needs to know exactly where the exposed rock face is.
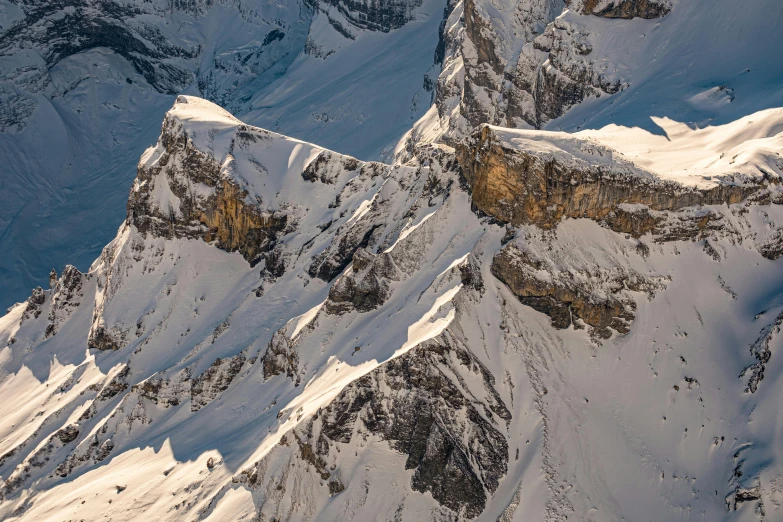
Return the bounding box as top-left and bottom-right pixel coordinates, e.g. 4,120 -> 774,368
0,0 -> 309,132
316,337 -> 509,517
199,179 -> 287,267
53,434 -> 115,479
45,265 -> 85,338
131,354 -> 250,412
603,205 -> 664,238
576,0 -> 671,19
0,0 -> 198,96
729,485 -> 763,512
314,0 -> 424,32
652,209 -> 729,243
243,332 -> 511,519
492,240 -> 656,337
398,0 -> 673,154
2,424 -> 81,497
128,111 -> 288,268
757,229 -> 783,260
87,325 -> 124,351
190,355 -> 248,411
446,0 -> 558,131
457,0 -> 507,128
134,371 -> 191,408
308,221 -> 383,281
740,311 -> 783,394
602,205 -> 733,243
324,248 -> 402,314
301,151 -> 360,184
306,162 -> 391,282
46,353 -> 249,482
98,366 -> 131,400
263,330 -> 300,382
406,0 -> 626,144
463,0 -> 504,77
458,125 -> 762,229
506,14 -> 626,127
0,397 -> 97,493
461,124 -> 778,337
87,316 -> 127,351
499,0 -> 670,129
54,425 -> 80,445
21,287 -> 45,323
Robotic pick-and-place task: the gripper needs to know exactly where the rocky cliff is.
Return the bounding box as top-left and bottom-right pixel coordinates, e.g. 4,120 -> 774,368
128,107 -> 288,268
457,124 -> 768,231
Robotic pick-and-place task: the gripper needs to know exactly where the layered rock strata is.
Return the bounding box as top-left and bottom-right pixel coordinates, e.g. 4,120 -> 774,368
458,125 -> 766,230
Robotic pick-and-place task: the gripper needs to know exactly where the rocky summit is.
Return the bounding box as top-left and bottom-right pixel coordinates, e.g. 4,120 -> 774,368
1,1 -> 783,521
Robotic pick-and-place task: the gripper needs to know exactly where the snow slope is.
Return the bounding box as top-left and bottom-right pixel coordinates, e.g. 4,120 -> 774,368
551,0 -> 783,133
576,107 -> 783,188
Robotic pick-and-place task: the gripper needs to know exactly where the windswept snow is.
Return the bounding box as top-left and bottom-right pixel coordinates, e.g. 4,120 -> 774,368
550,0 -> 783,132
577,107 -> 783,187
487,104 -> 783,189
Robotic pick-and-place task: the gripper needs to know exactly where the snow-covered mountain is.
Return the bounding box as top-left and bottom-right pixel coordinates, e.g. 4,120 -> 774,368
2,0 -> 781,309
2,89 -> 783,520
0,0 -> 443,309
396,0 -> 783,157
2,0 -> 783,520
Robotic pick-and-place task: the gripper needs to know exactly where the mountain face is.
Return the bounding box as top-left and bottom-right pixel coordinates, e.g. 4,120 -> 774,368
2,0 -> 783,521
0,0 -> 442,309
396,0 -> 783,159
2,91 -> 783,520
2,0 -> 780,308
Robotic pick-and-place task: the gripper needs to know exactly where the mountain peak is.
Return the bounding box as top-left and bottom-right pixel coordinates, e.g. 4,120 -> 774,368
166,95 -> 243,133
